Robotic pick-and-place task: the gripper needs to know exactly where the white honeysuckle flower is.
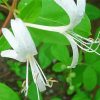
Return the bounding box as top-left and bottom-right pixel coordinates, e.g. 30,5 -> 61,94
25,0 -> 100,68
1,18 -> 53,100
55,0 -> 86,28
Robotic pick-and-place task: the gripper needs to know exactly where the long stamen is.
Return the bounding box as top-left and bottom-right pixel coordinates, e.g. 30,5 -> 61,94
30,56 -> 53,93
88,33 -> 100,51
74,38 -> 93,52
72,32 -> 99,43
74,34 -> 93,42
72,33 -> 100,52
34,58 -> 48,83
71,33 -> 94,46
29,58 -> 41,100
71,34 -> 100,55
89,33 -> 100,51
34,58 -> 53,87
72,35 -> 92,51
25,59 -> 29,96
21,60 -> 29,96
35,82 -> 40,100
72,33 -> 94,45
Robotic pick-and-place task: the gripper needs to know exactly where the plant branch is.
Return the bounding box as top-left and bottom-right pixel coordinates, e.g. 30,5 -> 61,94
0,0 -> 18,36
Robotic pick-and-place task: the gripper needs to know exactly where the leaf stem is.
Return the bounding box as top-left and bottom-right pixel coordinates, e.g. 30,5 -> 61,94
0,0 -> 18,35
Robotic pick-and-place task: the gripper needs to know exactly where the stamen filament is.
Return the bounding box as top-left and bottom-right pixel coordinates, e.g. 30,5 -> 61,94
71,33 -> 100,52
72,32 -> 99,44
36,82 -> 40,100
71,34 -> 100,55
25,59 -> 29,96
34,58 -> 53,87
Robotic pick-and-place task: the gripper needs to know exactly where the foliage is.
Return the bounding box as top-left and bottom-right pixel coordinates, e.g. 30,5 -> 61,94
0,83 -> 20,100
86,3 -> 100,20
0,0 -> 100,100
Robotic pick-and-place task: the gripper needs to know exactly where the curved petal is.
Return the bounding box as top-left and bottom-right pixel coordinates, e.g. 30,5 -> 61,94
29,57 -> 46,92
25,23 -> 68,33
2,28 -> 19,51
11,18 -> 37,55
77,0 -> 86,17
64,33 -> 79,68
1,50 -> 26,62
75,0 -> 86,25
54,0 -> 77,27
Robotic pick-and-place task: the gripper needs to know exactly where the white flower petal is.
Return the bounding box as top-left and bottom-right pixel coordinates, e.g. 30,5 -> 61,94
77,0 -> 86,17
36,77 -> 46,92
2,28 -> 28,58
25,23 -> 68,33
2,28 -> 18,51
11,18 -> 37,55
74,0 -> 86,25
29,57 -> 46,92
54,0 -> 77,27
64,33 -> 79,68
1,50 -> 26,62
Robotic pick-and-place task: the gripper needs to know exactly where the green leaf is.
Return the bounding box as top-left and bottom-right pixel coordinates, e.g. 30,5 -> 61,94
51,44 -> 71,65
72,90 -> 91,100
31,1 -> 91,44
67,87 -> 75,95
74,14 -> 91,37
0,0 -> 2,3
72,64 -> 86,87
7,61 -> 21,76
95,89 -> 100,100
28,83 -> 42,100
7,61 -> 29,79
86,3 -> 100,20
28,0 -> 69,45
85,52 -> 100,64
92,60 -> 100,73
0,36 -> 10,51
0,83 -> 20,100
36,0 -> 69,26
18,0 -> 33,11
85,52 -> 100,73
29,27 -> 69,45
19,0 -> 42,22
51,97 -> 61,100
0,0 -> 8,4
52,62 -> 67,72
29,1 -> 91,45
83,67 -> 97,91
38,43 -> 53,69
0,12 -> 5,20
